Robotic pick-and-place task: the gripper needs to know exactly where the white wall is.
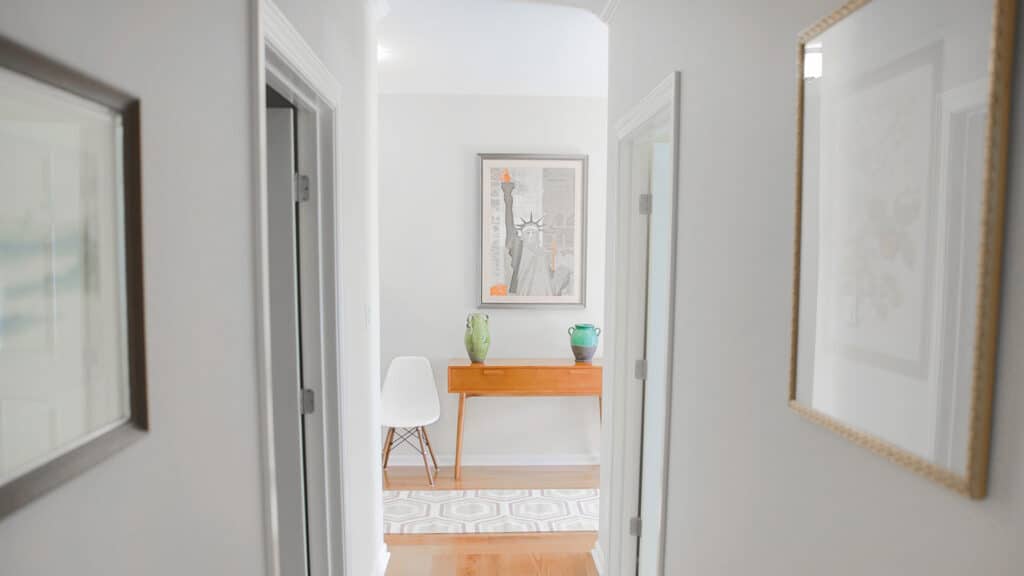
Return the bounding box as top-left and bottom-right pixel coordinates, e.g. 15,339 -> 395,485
608,0 -> 1024,574
0,1 -> 381,575
379,93 -> 607,464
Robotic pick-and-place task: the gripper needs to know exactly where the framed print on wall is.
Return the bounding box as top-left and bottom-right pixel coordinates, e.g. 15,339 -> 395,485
0,35 -> 147,519
789,0 -> 1017,498
479,153 -> 587,307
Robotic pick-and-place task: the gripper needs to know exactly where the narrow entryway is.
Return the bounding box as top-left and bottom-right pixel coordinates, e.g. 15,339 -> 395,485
265,86 -> 314,576
375,0 -> 609,573
257,25 -> 347,573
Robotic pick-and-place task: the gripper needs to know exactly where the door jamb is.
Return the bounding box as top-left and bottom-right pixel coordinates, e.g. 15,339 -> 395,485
601,70 -> 681,575
252,1 -> 346,574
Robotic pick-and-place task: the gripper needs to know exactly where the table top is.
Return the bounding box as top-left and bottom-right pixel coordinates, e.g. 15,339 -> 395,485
448,358 -> 602,368
447,357 -> 602,396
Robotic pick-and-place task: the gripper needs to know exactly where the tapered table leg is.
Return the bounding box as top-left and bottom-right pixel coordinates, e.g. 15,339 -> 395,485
455,393 -> 466,480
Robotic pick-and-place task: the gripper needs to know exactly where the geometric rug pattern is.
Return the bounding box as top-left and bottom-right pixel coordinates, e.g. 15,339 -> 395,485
383,489 -> 599,534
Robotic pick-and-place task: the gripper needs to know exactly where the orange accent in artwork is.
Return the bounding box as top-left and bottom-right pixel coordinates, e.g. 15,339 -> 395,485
490,284 -> 509,296
501,169 -> 512,183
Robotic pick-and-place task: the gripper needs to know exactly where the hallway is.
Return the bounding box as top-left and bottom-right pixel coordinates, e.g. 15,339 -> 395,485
1,1 -> 1023,576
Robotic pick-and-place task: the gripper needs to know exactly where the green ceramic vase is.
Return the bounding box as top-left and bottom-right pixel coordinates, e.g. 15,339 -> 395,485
465,313 -> 491,363
569,323 -> 600,362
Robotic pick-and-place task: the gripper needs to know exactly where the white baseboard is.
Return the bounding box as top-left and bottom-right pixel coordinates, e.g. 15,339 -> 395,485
591,541 -> 605,575
375,544 -> 390,576
385,452 -> 600,467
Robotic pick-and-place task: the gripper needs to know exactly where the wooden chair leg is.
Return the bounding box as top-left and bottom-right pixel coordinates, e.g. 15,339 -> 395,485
382,427 -> 395,469
415,427 -> 434,486
421,426 -> 439,471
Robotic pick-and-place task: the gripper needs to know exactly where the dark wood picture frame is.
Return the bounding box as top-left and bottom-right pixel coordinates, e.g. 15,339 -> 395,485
0,35 -> 147,519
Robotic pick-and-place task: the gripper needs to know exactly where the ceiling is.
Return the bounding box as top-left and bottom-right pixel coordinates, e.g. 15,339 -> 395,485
378,0 -> 609,97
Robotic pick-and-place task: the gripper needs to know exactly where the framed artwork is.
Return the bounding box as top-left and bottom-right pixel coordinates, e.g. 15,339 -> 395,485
789,0 -> 1017,498
479,153 -> 587,307
0,35 -> 147,518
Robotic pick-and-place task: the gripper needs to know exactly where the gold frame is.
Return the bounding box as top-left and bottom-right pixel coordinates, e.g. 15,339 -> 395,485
789,0 -> 1018,499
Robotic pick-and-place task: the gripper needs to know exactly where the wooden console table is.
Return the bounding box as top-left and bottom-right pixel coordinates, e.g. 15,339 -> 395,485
447,358 -> 602,480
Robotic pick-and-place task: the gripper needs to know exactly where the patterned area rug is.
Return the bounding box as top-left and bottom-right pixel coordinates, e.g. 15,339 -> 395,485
383,489 -> 599,534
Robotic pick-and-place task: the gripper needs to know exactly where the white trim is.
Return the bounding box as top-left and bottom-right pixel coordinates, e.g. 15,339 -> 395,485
263,0 -> 342,104
614,72 -> 677,139
591,542 -> 606,575
250,2 -> 280,574
603,70 -> 680,576
385,453 -> 600,467
265,54 -> 338,576
375,546 -> 391,576
600,0 -> 622,23
254,2 -> 349,575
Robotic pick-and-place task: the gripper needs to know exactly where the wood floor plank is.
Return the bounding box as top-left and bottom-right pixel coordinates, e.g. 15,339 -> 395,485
383,465 -> 599,491
386,548 -> 598,576
385,532 -> 597,554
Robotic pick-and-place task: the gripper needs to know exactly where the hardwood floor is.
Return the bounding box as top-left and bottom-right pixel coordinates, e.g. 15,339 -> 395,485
383,464 -> 599,491
384,465 -> 599,576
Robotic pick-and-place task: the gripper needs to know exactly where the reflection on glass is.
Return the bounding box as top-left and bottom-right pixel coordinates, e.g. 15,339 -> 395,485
794,0 -> 994,477
804,44 -> 823,79
0,67 -> 130,484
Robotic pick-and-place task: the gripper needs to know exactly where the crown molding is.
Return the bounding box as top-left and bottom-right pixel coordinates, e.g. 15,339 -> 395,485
600,0 -> 622,22
263,0 -> 342,104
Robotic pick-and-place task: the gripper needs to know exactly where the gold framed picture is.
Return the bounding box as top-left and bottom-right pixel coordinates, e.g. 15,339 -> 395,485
789,0 -> 1017,498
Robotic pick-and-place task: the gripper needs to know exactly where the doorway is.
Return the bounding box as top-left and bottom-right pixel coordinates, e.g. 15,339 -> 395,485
264,83 -> 326,576
254,20 -> 347,576
605,71 -> 680,575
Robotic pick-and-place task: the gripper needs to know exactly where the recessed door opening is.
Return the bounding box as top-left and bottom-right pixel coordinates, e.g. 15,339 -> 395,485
256,28 -> 347,574
375,2 -> 611,574
607,72 -> 680,576
265,83 -> 317,576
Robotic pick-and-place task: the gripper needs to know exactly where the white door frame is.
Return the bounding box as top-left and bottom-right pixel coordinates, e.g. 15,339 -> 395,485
601,71 -> 681,576
252,1 -> 347,575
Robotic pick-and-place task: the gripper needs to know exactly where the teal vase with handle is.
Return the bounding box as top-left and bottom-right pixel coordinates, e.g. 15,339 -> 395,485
465,313 -> 491,363
568,323 -> 601,363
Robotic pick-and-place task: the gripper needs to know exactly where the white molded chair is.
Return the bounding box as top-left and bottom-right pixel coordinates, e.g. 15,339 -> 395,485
381,356 -> 440,485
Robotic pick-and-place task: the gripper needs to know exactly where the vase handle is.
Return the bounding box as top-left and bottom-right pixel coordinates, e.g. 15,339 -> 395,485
568,326 -> 575,336
594,327 -> 601,337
